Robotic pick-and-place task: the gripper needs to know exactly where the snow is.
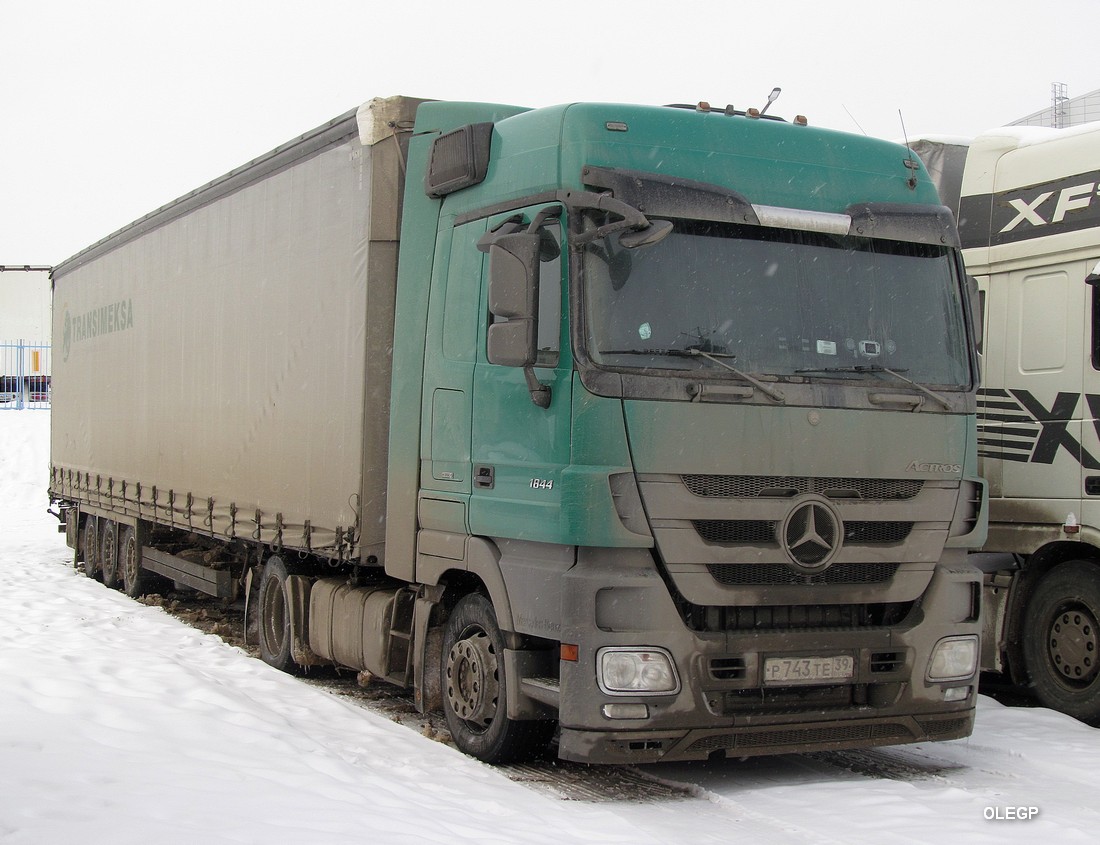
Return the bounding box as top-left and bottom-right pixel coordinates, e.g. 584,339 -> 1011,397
4,410 -> 1100,843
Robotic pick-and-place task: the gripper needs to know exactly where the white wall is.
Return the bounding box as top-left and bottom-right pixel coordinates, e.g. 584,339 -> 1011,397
0,271 -> 51,343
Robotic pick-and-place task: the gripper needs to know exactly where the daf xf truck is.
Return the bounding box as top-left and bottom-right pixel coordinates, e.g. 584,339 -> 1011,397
915,124 -> 1100,722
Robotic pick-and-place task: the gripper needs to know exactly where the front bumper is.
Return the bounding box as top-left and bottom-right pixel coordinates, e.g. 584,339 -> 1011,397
559,709 -> 974,764
555,547 -> 980,764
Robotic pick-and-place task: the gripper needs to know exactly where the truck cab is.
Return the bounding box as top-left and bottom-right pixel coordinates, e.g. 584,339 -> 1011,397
392,101 -> 987,762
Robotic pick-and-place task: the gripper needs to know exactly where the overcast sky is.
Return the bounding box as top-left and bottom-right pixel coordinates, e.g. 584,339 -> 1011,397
3,0 -> 1096,266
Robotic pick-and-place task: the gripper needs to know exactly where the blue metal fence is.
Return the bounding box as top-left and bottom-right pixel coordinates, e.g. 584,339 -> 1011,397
0,341 -> 51,410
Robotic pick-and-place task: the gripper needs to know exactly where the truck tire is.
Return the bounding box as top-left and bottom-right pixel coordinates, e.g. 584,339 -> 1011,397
258,556 -> 298,674
100,520 -> 120,589
119,526 -> 147,598
441,593 -> 553,763
82,516 -> 100,580
1023,560 -> 1100,723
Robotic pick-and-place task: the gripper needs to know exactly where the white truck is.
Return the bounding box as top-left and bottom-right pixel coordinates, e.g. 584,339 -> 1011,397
914,124 -> 1100,720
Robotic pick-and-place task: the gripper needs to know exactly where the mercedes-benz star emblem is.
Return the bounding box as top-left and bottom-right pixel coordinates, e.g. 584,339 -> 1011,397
781,498 -> 842,573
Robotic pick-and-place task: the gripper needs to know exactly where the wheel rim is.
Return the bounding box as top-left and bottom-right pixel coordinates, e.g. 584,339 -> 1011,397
123,537 -> 139,590
101,524 -> 117,583
84,521 -> 98,577
261,575 -> 287,655
445,629 -> 500,732
1047,601 -> 1100,688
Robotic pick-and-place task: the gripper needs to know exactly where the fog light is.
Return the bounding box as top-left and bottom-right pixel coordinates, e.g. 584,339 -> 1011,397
927,635 -> 978,681
602,703 -> 650,720
943,686 -> 971,702
597,647 -> 680,695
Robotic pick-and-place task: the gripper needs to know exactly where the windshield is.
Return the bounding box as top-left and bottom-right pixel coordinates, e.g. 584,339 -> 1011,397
581,216 -> 971,389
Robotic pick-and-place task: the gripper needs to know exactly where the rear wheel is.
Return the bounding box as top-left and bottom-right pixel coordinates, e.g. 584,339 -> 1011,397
1023,561 -> 1100,723
82,517 -> 100,580
120,527 -> 147,598
441,594 -> 553,763
258,556 -> 297,673
100,521 -> 120,589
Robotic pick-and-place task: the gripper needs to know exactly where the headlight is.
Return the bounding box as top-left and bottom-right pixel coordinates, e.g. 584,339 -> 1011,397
927,635 -> 978,681
597,647 -> 680,695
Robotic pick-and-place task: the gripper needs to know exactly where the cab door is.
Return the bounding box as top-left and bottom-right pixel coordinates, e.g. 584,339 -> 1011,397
997,261 -> 1088,525
469,205 -> 573,543
418,216 -> 487,533
1079,257 -> 1100,531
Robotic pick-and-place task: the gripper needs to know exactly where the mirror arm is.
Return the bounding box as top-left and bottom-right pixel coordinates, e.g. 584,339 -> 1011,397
526,205 -> 562,233
524,366 -> 552,408
558,190 -> 652,246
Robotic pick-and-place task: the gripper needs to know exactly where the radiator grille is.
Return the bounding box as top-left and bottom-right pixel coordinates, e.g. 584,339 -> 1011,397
683,475 -> 923,501
870,651 -> 905,673
844,522 -> 913,544
919,716 -> 971,738
686,722 -> 912,754
692,520 -> 912,547
716,684 -> 854,713
707,562 -> 899,586
683,601 -> 915,632
692,520 -> 775,545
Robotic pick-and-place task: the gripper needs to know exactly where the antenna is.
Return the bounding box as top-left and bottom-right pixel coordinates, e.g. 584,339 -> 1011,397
759,87 -> 781,115
842,104 -> 867,136
898,110 -> 918,190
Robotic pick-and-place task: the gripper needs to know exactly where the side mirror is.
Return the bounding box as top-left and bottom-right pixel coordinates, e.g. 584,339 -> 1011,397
485,229 -> 553,408
487,320 -> 535,368
488,233 -> 539,322
487,232 -> 540,368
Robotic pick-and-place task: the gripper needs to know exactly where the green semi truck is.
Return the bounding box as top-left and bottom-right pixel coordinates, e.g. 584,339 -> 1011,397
50,95 -> 986,764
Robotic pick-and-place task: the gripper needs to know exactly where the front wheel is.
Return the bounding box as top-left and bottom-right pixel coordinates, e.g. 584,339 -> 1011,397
1023,560 -> 1100,723
441,594 -> 553,763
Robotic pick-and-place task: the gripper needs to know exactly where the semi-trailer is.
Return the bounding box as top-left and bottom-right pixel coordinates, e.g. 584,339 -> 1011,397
49,94 -> 987,764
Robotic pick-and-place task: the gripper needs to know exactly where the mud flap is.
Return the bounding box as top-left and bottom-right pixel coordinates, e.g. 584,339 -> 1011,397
286,574 -> 326,667
412,587 -> 444,714
242,566 -> 255,646
505,648 -> 558,720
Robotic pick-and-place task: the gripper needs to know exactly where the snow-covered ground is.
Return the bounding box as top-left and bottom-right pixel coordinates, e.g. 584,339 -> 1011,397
3,411 -> 1099,844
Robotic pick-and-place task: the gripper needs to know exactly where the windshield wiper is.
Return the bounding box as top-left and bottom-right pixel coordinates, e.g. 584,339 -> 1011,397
794,365 -> 952,410
795,365 -> 900,375
687,348 -> 785,403
600,347 -> 785,403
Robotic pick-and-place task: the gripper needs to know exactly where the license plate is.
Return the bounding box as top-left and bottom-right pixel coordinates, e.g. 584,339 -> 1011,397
763,655 -> 854,686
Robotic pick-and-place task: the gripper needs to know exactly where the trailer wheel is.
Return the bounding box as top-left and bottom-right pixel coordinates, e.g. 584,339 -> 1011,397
258,556 -> 297,673
119,527 -> 147,598
100,520 -> 120,589
1023,560 -> 1100,723
82,516 -> 100,580
441,594 -> 553,763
